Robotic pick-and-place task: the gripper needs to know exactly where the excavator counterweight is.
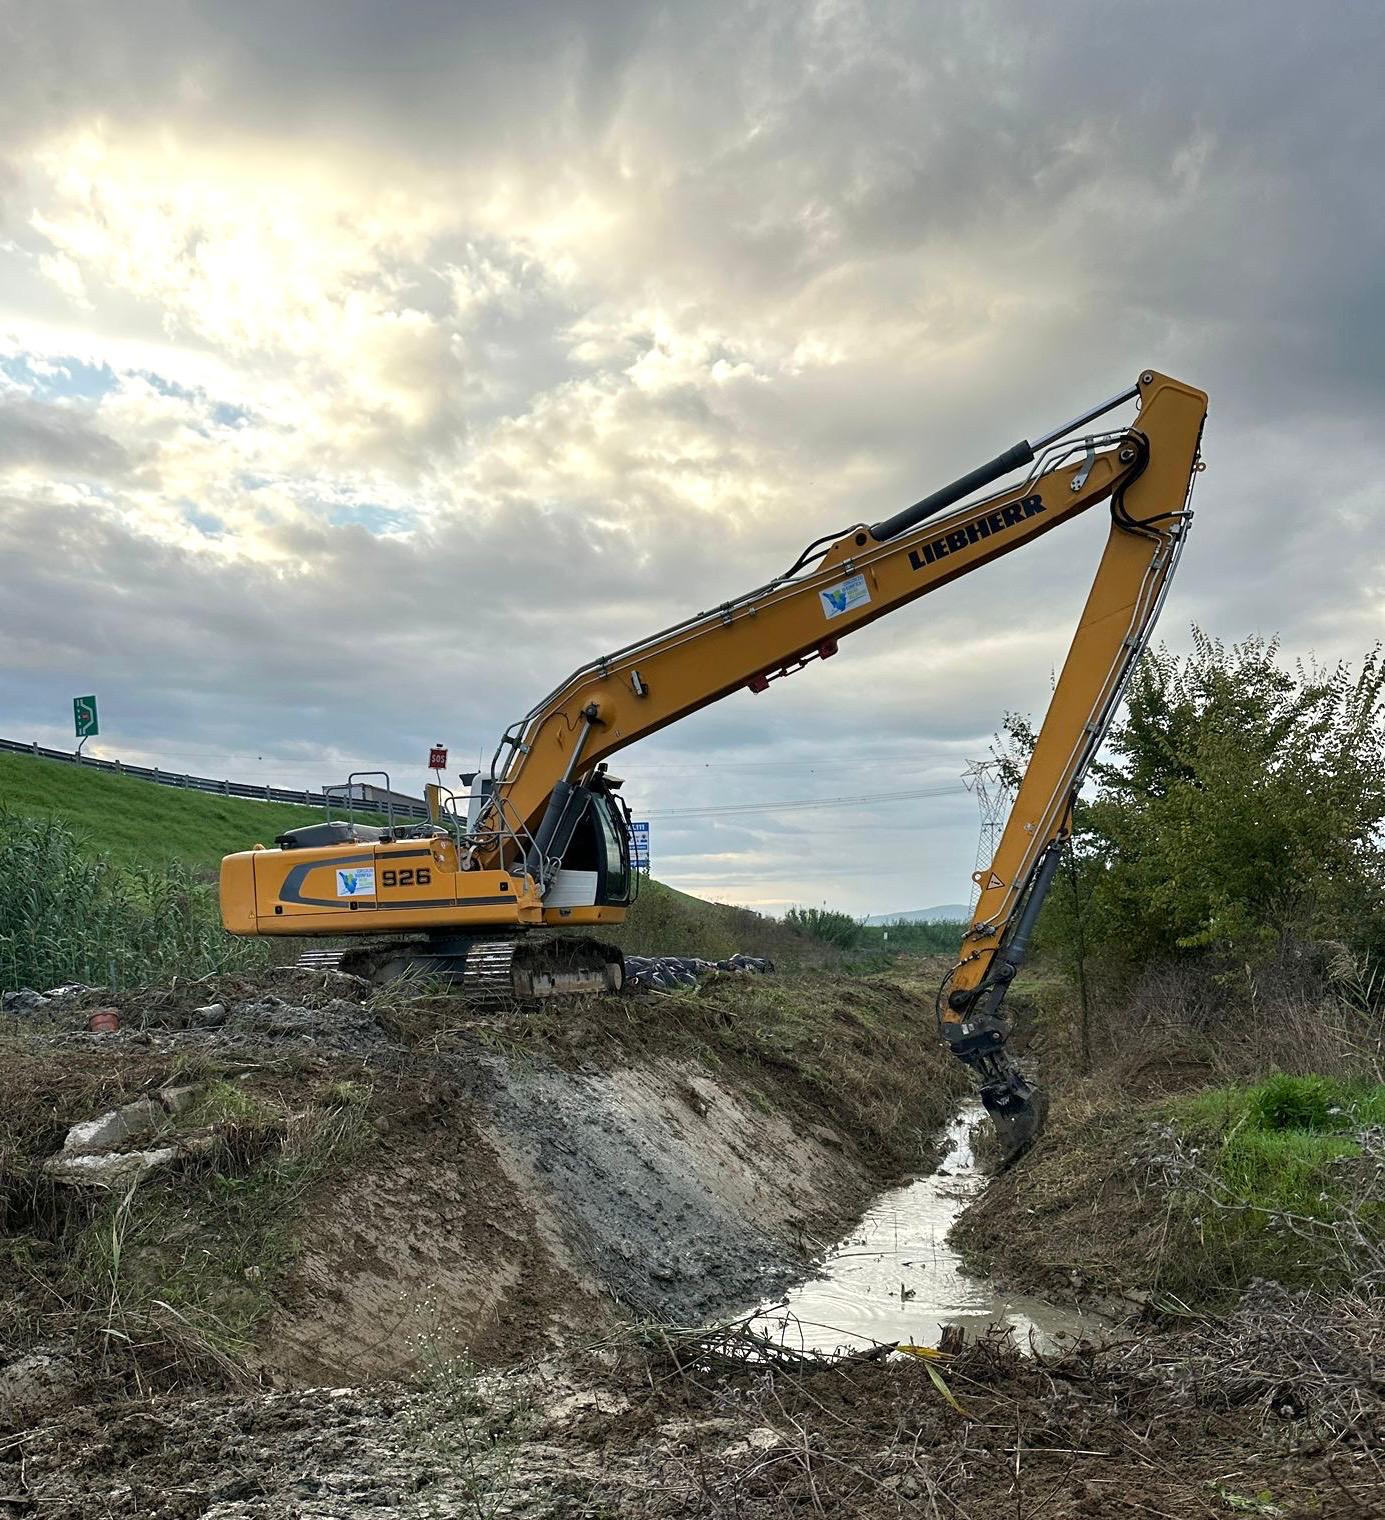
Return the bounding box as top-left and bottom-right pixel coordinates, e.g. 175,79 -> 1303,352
220,369 -> 1208,1154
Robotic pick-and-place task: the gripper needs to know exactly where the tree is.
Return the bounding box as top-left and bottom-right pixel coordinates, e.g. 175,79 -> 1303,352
1005,631 -> 1385,966
784,906 -> 862,949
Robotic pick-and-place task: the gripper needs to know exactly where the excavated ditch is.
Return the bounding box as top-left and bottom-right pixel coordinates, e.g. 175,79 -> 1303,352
744,1101 -> 1101,1355
0,966 -> 973,1385
3,972 -> 1373,1518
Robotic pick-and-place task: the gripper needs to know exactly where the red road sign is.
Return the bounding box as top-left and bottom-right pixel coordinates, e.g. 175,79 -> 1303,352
429,746 -> 448,771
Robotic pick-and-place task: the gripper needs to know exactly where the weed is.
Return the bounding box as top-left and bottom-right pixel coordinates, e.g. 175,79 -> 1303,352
1163,1074 -> 1385,1292
0,812 -> 271,990
404,1304 -> 530,1519
175,1079 -> 279,1128
322,1077 -> 370,1108
69,1080 -> 375,1374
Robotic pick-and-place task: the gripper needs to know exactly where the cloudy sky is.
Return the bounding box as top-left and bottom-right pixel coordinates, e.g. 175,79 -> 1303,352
2,1 -> 1382,916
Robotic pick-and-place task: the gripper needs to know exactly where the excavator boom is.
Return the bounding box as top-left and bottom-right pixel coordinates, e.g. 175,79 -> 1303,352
220,369 -> 1208,1153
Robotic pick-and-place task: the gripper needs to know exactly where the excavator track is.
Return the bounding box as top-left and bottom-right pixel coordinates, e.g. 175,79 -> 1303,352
295,934 -> 624,1002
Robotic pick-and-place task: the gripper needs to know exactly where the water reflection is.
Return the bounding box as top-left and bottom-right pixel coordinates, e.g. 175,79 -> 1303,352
746,1102 -> 1102,1356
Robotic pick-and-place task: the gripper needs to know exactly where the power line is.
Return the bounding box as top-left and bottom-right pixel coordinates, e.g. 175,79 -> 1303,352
644,781 -> 966,821
962,759 -> 1011,912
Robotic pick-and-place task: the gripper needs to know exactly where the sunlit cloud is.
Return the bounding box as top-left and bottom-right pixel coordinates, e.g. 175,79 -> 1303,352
1,2 -> 1382,913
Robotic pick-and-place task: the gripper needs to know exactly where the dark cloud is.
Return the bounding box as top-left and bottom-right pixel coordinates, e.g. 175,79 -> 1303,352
0,397 -> 131,476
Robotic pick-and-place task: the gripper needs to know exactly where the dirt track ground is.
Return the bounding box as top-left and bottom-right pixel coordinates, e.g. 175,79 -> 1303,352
1,966 -> 1381,1516
14,1297 -> 1383,1519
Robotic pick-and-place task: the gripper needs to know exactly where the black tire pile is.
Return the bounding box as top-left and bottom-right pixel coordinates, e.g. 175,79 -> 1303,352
622,953 -> 775,992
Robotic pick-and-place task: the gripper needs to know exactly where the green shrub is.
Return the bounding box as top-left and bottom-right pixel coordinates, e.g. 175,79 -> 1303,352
783,906 -> 861,949
858,919 -> 966,956
1007,632 -> 1385,967
1245,1072 -> 1349,1133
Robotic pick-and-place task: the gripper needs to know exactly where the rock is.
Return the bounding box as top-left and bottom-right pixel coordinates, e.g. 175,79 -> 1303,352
678,1085 -> 710,1117
2,988 -> 51,1013
63,1098 -> 165,1153
42,984 -> 87,1000
159,1085 -> 199,1113
193,1002 -> 228,1027
720,1424 -> 783,1460
45,1146 -> 178,1187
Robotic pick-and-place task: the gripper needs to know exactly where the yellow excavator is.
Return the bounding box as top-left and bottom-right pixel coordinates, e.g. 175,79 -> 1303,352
221,368 -> 1208,1150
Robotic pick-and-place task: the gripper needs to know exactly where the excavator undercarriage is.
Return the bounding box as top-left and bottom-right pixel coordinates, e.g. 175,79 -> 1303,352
296,933 -> 624,1000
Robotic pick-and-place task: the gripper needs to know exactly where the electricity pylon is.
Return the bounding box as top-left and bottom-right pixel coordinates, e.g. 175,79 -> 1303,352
961,759 -> 1010,914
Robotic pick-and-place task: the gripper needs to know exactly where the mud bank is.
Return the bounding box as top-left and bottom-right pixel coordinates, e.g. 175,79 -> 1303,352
950,1087 -> 1168,1307
0,964 -> 968,1389
13,1287 -> 1382,1519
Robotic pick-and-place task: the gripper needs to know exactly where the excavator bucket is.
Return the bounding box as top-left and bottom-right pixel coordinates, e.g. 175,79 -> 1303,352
982,1085 -> 1049,1166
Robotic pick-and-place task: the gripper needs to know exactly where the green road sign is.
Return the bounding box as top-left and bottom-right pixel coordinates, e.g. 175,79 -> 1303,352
73,695 -> 99,739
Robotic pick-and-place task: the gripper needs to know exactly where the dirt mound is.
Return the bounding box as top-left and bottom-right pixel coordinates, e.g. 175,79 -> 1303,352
1,964 -> 968,1392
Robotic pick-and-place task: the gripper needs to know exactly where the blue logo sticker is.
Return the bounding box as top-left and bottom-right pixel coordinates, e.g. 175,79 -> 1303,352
819,573 -> 871,620
336,867 -> 376,897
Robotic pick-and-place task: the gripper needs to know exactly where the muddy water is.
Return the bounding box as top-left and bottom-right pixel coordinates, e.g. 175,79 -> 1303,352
746,1102 -> 1101,1355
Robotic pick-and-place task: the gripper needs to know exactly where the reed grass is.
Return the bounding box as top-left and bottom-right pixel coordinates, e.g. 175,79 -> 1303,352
0,811 -> 269,990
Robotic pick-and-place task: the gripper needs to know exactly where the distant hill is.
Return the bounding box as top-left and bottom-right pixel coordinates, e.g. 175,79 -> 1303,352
863,903 -> 970,926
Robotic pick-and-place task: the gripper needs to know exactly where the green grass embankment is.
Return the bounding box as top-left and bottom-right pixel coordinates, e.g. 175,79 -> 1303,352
953,1069 -> 1385,1306
1168,1073 -> 1385,1291
0,750 -> 372,871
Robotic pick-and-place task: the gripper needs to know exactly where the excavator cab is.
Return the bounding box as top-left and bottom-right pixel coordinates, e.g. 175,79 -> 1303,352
539,786 -> 635,909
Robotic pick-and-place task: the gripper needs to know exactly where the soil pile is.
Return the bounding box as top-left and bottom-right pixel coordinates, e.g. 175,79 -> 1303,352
0,963 -> 968,1391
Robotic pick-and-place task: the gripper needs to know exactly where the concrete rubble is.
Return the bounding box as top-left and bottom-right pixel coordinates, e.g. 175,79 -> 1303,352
42,1084 -> 212,1188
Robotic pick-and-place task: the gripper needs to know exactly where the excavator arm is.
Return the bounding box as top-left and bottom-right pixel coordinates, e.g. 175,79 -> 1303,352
481,369 -> 1207,1147
221,368 -> 1206,1152
935,377 -> 1207,1151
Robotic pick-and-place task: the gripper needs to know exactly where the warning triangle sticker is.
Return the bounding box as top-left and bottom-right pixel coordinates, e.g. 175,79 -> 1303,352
985,873 -> 1004,890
